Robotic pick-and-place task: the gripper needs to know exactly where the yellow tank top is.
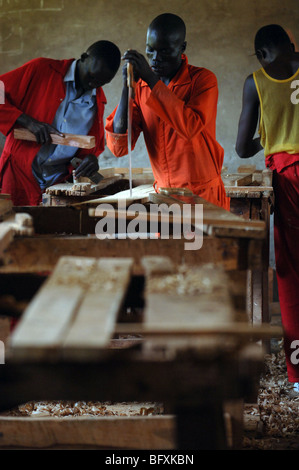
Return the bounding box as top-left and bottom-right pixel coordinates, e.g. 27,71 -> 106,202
253,67 -> 299,156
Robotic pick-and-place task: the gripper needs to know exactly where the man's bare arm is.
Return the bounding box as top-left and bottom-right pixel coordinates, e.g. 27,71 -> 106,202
236,74 -> 263,158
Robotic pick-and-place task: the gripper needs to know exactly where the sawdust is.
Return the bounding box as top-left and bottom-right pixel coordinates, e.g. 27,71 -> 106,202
243,339 -> 299,450
5,401 -> 163,418
146,263 -> 227,296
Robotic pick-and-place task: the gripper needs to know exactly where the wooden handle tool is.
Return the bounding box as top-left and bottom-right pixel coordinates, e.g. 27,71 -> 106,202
127,62 -> 136,98
14,128 -> 96,149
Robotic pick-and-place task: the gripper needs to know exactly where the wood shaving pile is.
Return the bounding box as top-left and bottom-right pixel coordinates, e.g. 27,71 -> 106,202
6,401 -> 163,418
147,264 -> 227,296
243,339 -> 299,450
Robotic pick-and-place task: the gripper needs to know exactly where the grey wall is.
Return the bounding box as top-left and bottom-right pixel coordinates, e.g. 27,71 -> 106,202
0,0 -> 298,172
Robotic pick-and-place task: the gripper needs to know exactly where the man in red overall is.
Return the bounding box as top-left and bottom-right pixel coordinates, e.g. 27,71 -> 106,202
105,13 -> 230,210
0,40 -> 121,206
236,24 -> 299,390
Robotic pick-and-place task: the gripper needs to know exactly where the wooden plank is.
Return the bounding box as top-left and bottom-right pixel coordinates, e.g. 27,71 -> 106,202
237,164 -> 256,173
225,186 -> 273,198
45,175 -> 123,197
9,256 -> 134,360
113,167 -> 153,176
0,198 -> 13,218
88,192 -> 266,239
62,257 -> 134,358
0,212 -> 34,257
8,257 -> 89,358
0,415 -> 175,449
14,128 -> 95,149
0,224 -> 15,257
84,184 -> 155,206
222,173 -> 253,187
114,322 -> 282,339
141,256 -> 235,344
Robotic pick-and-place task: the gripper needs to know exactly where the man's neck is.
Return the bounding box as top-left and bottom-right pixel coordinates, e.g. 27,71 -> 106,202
265,51 -> 299,80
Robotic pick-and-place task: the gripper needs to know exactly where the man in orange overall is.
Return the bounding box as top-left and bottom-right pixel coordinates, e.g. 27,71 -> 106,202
236,25 -> 299,391
105,13 -> 230,210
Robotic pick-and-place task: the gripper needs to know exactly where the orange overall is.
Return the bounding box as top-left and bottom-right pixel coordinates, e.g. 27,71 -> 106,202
105,55 -> 230,210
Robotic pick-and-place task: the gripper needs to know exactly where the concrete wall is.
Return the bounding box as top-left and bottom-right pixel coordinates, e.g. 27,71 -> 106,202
0,0 -> 298,172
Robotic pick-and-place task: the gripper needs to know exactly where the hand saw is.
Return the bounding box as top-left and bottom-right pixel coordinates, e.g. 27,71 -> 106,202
127,62 -> 135,196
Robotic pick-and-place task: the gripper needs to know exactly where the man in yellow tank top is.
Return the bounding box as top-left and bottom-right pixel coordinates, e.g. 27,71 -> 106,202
236,24 -> 299,391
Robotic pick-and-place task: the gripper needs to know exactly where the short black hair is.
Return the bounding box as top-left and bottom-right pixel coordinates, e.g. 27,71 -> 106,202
149,13 -> 186,41
254,24 -> 291,52
86,40 -> 121,74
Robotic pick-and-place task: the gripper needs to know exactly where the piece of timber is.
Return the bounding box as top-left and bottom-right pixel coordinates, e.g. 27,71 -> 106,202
87,192 -> 266,239
225,186 -> 273,199
0,197 -> 13,219
9,256 -> 134,360
0,415 -> 175,450
0,235 -> 266,273
222,173 -> 254,187
0,211 -> 34,258
149,192 -> 266,238
13,128 -> 95,149
83,184 -> 155,206
141,255 -> 234,330
45,175 -> 123,197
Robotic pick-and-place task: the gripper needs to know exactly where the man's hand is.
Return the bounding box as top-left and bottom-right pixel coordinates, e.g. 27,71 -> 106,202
122,50 -> 159,89
75,154 -> 99,178
16,113 -> 64,145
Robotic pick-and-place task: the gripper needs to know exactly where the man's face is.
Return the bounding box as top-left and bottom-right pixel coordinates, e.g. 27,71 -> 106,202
77,55 -> 115,92
145,27 -> 185,80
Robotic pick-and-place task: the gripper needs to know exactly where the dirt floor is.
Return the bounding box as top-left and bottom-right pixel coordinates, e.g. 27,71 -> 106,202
3,338 -> 298,450
243,338 -> 299,450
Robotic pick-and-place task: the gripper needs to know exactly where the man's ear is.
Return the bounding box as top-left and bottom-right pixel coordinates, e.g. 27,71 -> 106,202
182,41 -> 187,53
80,52 -> 89,62
255,48 -> 265,61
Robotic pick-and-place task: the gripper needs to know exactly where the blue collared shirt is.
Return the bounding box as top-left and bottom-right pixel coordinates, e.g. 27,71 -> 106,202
32,60 -> 97,189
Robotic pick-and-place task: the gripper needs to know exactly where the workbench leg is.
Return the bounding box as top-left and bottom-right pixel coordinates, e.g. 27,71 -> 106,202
175,402 -> 227,450
253,269 -> 270,326
247,270 -> 270,325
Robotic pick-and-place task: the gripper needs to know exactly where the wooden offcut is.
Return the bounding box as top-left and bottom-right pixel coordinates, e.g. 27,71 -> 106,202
14,128 -> 96,149
0,198 -> 34,258
86,184 -> 155,206
45,175 -> 123,197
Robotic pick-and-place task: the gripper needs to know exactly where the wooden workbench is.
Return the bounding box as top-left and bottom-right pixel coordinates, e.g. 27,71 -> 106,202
41,165 -> 274,326
0,255 -> 281,449
0,176 -> 278,449
1,170 -> 269,324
